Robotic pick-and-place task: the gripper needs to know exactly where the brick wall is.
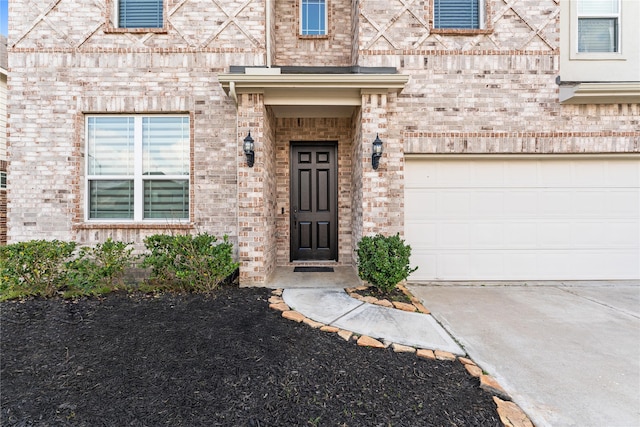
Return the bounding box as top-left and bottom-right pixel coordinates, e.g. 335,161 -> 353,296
357,0 -> 640,153
274,0 -> 354,67
7,0 -> 266,246
360,92 -> 404,238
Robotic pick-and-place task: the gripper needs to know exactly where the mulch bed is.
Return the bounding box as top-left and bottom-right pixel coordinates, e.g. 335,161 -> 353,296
1,285 -> 502,426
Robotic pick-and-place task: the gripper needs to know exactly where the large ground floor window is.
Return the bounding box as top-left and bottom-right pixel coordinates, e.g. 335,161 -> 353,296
86,115 -> 190,221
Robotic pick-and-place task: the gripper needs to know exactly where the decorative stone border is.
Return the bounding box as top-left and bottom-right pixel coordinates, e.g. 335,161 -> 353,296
345,284 -> 431,314
269,288 -> 535,427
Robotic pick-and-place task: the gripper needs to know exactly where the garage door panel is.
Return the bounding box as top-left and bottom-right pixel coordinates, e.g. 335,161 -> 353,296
436,162 -> 471,186
438,192 -> 470,217
504,222 -> 538,247
572,191 -> 606,217
470,254 -> 504,276
404,222 -> 437,249
470,192 -> 504,218
540,191 -> 574,216
540,162 -> 573,186
438,254 -> 471,277
471,162 -> 505,186
573,161 -> 606,186
471,223 -> 504,247
404,190 -> 437,218
607,191 -> 639,217
437,223 -> 470,248
607,160 -> 640,185
538,222 -> 573,247
504,191 -> 539,216
405,158 -> 640,281
504,161 -> 539,187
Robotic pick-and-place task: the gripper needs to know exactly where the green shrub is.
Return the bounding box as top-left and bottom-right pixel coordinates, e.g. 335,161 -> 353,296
0,240 -> 77,299
142,233 -> 238,292
66,238 -> 137,297
356,233 -> 417,294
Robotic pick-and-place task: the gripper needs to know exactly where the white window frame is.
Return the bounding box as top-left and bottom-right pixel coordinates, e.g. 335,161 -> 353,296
571,0 -> 622,59
300,0 -> 328,36
85,114 -> 190,223
114,0 -> 164,29
433,0 -> 486,30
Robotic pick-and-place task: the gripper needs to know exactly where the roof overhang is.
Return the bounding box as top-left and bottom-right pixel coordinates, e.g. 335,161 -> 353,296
218,72 -> 410,108
559,82 -> 640,104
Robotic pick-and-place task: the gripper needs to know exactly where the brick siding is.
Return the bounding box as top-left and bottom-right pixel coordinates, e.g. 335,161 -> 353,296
6,0 -> 639,284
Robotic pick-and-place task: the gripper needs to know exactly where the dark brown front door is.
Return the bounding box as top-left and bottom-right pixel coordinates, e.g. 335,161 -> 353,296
290,143 -> 338,261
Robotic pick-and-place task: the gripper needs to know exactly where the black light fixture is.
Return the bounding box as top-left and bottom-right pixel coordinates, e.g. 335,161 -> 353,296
372,133 -> 383,170
243,132 -> 255,167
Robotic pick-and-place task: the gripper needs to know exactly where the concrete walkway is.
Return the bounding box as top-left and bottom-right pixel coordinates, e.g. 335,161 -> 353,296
408,282 -> 640,427
282,288 -> 463,355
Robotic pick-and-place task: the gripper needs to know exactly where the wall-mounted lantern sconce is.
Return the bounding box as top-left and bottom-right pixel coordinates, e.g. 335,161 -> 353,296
243,132 -> 255,167
372,134 -> 383,170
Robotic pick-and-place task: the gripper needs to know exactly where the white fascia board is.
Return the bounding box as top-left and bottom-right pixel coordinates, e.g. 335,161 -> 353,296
560,82 -> 640,104
218,74 -> 410,105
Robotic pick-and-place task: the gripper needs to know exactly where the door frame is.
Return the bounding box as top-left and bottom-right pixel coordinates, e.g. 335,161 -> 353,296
289,141 -> 339,262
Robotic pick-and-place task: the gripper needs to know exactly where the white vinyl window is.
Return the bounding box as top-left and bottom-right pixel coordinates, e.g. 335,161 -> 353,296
86,115 -> 189,221
117,0 -> 163,28
577,0 -> 619,53
301,0 -> 327,35
433,0 -> 484,29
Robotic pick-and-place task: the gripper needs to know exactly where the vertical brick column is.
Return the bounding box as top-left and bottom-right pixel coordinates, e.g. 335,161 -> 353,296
237,93 -> 268,286
360,90 -> 404,238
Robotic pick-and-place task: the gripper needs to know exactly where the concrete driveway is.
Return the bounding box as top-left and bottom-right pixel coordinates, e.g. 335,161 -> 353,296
408,282 -> 640,427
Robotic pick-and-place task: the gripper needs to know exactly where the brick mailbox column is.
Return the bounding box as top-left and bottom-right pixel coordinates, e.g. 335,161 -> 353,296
360,90 -> 404,238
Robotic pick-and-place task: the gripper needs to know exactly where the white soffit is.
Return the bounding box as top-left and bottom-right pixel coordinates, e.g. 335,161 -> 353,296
560,82 -> 640,104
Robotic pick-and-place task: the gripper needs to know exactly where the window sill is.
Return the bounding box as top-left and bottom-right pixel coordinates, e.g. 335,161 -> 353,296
298,34 -> 330,40
430,28 -> 492,36
74,222 -> 194,230
104,27 -> 168,34
569,52 -> 626,61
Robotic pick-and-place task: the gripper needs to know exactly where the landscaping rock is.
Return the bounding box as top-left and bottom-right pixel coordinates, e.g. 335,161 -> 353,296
282,310 -> 305,323
481,375 -> 511,401
357,335 -> 385,348
493,397 -> 534,427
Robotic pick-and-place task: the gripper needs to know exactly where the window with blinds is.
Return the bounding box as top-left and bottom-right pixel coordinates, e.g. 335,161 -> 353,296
86,115 -> 189,221
301,0 -> 327,35
577,0 -> 619,53
433,0 -> 481,29
118,0 -> 163,29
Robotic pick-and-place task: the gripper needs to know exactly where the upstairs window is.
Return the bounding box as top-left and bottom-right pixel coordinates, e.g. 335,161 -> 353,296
118,0 -> 163,29
577,0 -> 619,53
86,115 -> 190,221
434,0 -> 483,29
301,0 -> 327,36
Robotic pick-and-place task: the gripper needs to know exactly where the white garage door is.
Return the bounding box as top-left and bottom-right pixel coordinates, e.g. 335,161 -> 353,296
405,157 -> 640,281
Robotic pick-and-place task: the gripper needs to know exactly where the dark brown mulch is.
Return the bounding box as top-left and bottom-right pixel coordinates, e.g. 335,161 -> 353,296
1,286 -> 502,427
350,286 -> 413,304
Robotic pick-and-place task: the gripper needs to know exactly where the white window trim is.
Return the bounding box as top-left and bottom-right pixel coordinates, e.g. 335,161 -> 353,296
113,0 -> 164,29
299,0 -> 328,36
570,0 -> 623,60
432,0 -> 486,30
85,114 -> 190,223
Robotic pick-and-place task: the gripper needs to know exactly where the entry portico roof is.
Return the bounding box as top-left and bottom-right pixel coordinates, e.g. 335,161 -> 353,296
218,67 -> 410,108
